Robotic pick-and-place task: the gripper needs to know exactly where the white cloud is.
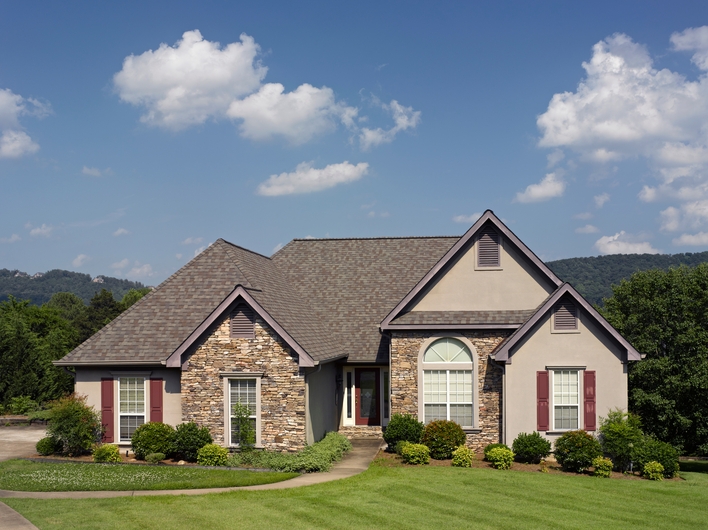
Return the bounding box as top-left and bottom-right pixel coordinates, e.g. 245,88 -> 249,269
594,231 -> 660,254
0,88 -> 49,159
659,200 -> 708,232
113,228 -> 129,236
575,224 -> 599,234
359,100 -> 421,150
82,166 -> 103,177
672,231 -> 708,246
272,243 -> 283,253
72,254 -> 89,267
257,161 -> 369,196
547,149 -> 565,168
574,212 -> 593,220
175,253 -> 183,260
111,258 -> 130,269
670,26 -> 708,70
29,223 -> 53,237
127,262 -> 153,279
0,234 -> 20,243
0,130 -> 39,158
514,172 -> 565,203
594,193 -> 610,208
181,237 -> 203,245
194,246 -> 206,257
453,213 -> 482,224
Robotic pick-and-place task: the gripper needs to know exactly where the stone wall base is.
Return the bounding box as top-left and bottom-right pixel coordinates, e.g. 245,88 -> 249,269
465,431 -> 502,453
339,425 -> 384,439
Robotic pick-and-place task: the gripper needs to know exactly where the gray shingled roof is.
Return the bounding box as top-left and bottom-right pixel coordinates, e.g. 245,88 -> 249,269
390,310 -> 536,326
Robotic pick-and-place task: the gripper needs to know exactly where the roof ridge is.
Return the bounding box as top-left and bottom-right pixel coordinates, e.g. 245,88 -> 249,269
290,235 -> 461,241
217,240 -> 256,289
219,238 -> 272,260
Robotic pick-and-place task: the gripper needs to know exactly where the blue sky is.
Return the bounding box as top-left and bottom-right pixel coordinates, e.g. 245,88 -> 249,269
2,1 -> 708,284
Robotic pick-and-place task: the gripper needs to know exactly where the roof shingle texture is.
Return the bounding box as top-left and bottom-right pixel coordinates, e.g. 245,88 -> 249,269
390,310 -> 536,326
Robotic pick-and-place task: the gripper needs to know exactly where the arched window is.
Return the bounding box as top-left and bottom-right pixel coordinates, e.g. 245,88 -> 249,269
419,337 -> 477,429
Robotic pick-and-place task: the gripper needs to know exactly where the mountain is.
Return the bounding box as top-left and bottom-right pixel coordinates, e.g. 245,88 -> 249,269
0,268 -> 147,305
547,251 -> 708,306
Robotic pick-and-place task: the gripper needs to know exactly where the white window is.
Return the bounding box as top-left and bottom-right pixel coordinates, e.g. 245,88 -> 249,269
421,338 -> 475,428
553,370 -> 579,430
119,377 -> 145,442
228,378 -> 261,446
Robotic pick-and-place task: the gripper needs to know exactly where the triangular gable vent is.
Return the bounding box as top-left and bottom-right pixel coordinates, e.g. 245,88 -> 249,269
553,300 -> 577,330
477,226 -> 500,267
231,304 -> 255,338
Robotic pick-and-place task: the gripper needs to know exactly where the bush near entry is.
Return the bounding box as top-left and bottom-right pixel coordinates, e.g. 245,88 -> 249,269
383,413 -> 424,450
421,420 -> 466,460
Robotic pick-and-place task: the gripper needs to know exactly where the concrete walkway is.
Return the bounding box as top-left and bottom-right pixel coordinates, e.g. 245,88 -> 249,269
0,426 -> 46,462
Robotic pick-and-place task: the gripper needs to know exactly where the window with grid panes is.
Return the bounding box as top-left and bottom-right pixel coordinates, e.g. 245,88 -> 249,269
229,379 -> 257,445
553,370 -> 579,430
119,377 -> 145,442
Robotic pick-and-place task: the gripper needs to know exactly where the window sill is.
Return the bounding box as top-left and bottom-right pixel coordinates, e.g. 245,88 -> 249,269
463,428 -> 482,434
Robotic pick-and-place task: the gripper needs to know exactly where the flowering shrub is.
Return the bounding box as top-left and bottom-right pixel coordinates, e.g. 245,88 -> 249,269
451,445 -> 474,467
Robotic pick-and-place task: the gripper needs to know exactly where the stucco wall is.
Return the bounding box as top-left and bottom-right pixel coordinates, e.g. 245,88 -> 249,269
306,362 -> 338,445
181,314 -> 307,451
504,308 -> 628,445
410,239 -> 555,312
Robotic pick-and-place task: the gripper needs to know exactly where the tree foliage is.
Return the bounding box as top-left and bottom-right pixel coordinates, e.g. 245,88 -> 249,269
601,265 -> 708,455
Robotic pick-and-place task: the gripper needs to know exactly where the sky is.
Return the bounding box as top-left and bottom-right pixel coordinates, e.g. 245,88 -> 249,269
2,1 -> 708,285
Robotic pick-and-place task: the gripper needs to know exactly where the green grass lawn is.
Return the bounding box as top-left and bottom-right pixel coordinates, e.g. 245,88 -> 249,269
0,459 -> 297,491
4,459 -> 708,529
679,459 -> 708,473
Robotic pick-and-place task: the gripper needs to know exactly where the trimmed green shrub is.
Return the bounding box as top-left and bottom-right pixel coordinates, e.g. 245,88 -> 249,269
592,456 -> 613,478
131,422 -> 176,460
643,460 -> 665,481
197,444 -> 228,466
394,440 -> 412,456
451,445 -> 474,467
553,430 -> 602,473
36,436 -> 60,456
512,432 -> 552,464
146,452 -> 166,464
483,443 -> 510,461
93,444 -> 121,463
174,422 -> 213,462
46,394 -> 102,456
633,436 -> 679,478
421,420 -> 467,459
487,447 -> 514,470
383,413 -> 424,450
598,409 -> 643,472
401,443 -> 430,465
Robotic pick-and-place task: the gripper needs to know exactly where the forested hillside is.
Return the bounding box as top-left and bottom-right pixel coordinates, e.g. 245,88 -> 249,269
548,251 -> 708,306
0,269 -> 146,305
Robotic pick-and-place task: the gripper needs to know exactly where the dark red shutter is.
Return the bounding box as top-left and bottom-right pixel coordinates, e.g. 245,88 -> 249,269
101,378 -> 114,443
537,371 -> 550,431
150,378 -> 163,423
584,371 -> 596,431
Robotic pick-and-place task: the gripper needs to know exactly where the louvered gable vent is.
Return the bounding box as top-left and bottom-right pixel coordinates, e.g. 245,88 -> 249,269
477,226 -> 500,267
554,300 -> 577,330
230,304 -> 255,338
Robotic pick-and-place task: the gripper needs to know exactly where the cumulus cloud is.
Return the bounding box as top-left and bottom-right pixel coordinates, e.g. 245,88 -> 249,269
82,166 -> 105,177
181,237 -> 203,245
127,262 -> 153,279
659,200 -> 708,232
514,172 -> 566,203
257,161 -> 369,196
72,254 -> 89,267
111,258 -> 130,269
0,234 -> 20,243
594,193 -> 610,208
453,213 -> 482,224
575,224 -> 599,234
359,100 -> 421,150
594,231 -> 660,254
29,224 -> 53,237
113,228 -> 129,236
0,89 -> 49,159
194,246 -> 206,257
672,231 -> 708,245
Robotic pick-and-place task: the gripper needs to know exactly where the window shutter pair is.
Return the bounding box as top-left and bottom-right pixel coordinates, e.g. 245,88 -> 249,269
536,370 -> 596,431
231,304 -> 255,338
477,227 -> 500,267
101,378 -> 163,443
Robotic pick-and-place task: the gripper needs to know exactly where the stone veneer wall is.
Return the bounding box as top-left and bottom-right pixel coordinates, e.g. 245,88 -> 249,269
338,425 -> 384,439
181,315 -> 306,452
390,332 -> 509,452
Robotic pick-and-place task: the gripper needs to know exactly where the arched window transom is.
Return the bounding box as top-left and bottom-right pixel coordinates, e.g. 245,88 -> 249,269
424,338 -> 472,363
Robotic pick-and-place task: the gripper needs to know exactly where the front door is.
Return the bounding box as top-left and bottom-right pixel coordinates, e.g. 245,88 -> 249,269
355,368 -> 380,425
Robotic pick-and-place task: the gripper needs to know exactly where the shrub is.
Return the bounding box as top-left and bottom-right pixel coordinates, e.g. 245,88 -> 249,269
146,452 -> 166,464
9,395 -> 38,415
394,440 -> 412,455
598,409 -> 643,472
642,461 -> 665,481
36,436 -> 60,456
401,443 -> 430,465
174,422 -> 213,462
197,444 -> 229,466
487,447 -> 514,470
46,394 -> 102,456
484,443 -> 510,461
633,436 -> 679,478
553,430 -> 602,473
93,444 -> 121,463
383,413 -> 424,450
131,422 -> 176,460
512,432 -> 552,464
451,445 -> 474,467
421,420 -> 467,459
592,456 -> 613,478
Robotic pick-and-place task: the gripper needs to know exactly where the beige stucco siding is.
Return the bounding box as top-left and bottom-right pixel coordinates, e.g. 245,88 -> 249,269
504,308 -> 628,445
410,239 -> 555,311
306,362 -> 338,445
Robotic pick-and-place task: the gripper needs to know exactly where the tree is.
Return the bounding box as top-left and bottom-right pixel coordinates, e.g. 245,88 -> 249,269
73,289 -> 122,343
601,265 -> 708,455
119,288 -> 151,311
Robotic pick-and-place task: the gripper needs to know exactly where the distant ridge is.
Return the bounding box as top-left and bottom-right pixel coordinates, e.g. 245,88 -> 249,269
0,268 -> 147,305
547,251 -> 708,306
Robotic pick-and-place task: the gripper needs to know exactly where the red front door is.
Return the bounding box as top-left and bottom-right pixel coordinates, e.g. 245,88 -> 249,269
355,368 -> 380,425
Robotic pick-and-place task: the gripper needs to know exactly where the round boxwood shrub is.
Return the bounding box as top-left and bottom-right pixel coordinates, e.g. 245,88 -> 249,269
553,430 -> 602,473
642,461 -> 665,481
512,432 -> 552,464
131,422 -> 176,460
592,456 -> 613,478
146,452 -> 166,464
451,445 -> 474,468
483,443 -> 510,461
383,413 -> 424,451
633,436 -> 679,478
487,447 -> 514,470
421,420 -> 467,460
93,444 -> 121,463
197,443 -> 229,466
36,436 -> 60,456
174,422 -> 213,462
401,443 -> 430,465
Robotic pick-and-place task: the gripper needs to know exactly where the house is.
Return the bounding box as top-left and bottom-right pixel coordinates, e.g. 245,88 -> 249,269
55,210 -> 641,452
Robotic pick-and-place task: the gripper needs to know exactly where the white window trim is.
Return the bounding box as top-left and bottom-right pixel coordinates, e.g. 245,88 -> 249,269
118,376 -> 146,443
222,373 -> 262,448
417,334 -> 479,430
550,369 -> 581,432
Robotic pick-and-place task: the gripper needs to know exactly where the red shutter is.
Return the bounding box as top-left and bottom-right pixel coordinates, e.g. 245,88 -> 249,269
584,371 -> 596,431
101,378 -> 114,443
150,378 -> 163,423
537,371 -> 549,431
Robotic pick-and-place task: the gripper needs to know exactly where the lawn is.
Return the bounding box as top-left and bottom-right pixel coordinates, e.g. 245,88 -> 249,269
0,459 -> 297,491
4,458 -> 708,529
